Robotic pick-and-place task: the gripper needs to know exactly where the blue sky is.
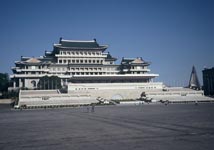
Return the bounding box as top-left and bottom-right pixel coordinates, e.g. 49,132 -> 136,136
0,0 -> 213,86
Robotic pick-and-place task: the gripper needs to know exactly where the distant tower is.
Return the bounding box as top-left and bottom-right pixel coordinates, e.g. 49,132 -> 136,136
189,66 -> 201,90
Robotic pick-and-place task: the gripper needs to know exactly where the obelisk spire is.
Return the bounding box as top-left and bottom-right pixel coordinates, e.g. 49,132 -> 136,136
189,66 -> 200,90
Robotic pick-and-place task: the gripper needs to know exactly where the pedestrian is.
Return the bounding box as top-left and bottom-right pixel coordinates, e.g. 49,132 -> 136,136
91,104 -> 95,113
87,106 -> 90,113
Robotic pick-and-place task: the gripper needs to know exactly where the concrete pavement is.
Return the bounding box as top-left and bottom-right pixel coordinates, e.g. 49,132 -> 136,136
0,103 -> 214,150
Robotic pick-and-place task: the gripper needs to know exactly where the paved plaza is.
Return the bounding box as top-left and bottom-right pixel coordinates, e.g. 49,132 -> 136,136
0,103 -> 214,150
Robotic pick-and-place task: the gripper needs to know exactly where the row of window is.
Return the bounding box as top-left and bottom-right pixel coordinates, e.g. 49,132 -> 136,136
58,59 -> 103,64
22,72 -> 45,75
51,67 -> 117,71
19,70 -> 119,76
51,67 -> 66,71
19,66 -> 120,73
59,51 -> 101,56
68,67 -> 102,71
132,66 -> 146,69
130,72 -> 145,74
68,72 -> 116,75
19,66 -> 48,70
19,70 -> 120,75
50,72 -> 116,75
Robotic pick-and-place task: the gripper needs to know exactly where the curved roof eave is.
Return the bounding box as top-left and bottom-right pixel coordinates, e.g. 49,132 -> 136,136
54,45 -> 108,51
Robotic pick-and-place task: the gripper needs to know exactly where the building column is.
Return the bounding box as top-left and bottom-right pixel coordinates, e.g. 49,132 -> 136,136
35,80 -> 38,89
61,79 -> 63,86
19,78 -> 22,88
23,79 -> 25,88
13,80 -> 16,88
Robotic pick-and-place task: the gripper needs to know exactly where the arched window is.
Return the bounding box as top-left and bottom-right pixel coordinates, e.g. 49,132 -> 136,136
31,80 -> 36,88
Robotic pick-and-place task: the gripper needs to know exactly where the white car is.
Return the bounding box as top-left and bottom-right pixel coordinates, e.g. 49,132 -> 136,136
14,105 -> 20,109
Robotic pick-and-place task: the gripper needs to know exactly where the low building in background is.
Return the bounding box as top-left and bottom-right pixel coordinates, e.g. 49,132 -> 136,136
203,67 -> 214,96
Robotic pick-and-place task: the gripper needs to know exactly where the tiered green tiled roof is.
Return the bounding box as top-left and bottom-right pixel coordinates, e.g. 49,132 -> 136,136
60,39 -> 99,48
54,38 -> 107,48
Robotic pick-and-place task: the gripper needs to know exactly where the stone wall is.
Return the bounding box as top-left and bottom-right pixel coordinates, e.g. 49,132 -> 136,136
18,90 -> 97,107
68,82 -> 164,100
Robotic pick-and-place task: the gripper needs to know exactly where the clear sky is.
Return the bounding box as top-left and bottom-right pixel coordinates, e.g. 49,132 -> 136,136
0,0 -> 213,86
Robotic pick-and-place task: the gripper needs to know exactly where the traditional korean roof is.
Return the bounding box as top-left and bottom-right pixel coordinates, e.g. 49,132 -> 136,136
105,52 -> 117,61
121,57 -> 150,66
26,58 -> 41,63
54,38 -> 108,51
131,58 -> 144,64
61,39 -> 99,48
15,57 -> 52,65
121,58 -> 134,64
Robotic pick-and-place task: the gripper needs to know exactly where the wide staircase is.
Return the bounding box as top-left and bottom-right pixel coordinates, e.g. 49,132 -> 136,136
17,90 -> 98,108
146,87 -> 214,103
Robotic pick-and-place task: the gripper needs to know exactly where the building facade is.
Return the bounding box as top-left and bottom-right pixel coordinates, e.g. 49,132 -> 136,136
11,38 -> 159,90
203,67 -> 214,96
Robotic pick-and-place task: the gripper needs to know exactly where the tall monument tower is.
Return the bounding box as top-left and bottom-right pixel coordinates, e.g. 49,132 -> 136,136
189,66 -> 201,90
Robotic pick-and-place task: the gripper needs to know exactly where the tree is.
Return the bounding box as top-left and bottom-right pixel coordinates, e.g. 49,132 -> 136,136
38,76 -> 62,90
0,73 -> 9,92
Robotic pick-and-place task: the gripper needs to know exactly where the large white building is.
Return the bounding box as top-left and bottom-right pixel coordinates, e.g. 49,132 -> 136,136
11,38 -> 160,91
12,38 -> 212,108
